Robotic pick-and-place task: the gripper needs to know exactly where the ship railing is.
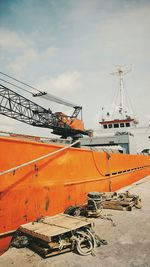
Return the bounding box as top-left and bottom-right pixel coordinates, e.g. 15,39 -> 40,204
0,130 -> 71,145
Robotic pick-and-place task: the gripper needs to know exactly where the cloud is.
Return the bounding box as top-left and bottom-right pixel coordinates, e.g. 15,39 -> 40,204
7,45 -> 57,77
0,28 -> 32,52
65,1 -> 150,66
0,27 -> 57,77
42,46 -> 57,58
0,0 -> 150,133
7,48 -> 38,77
0,28 -> 27,51
0,115 -> 19,132
99,5 -> 150,60
36,71 -> 81,94
0,28 -> 35,77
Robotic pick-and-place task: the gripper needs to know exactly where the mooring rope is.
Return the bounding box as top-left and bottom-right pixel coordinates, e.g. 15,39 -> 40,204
0,140 -> 79,177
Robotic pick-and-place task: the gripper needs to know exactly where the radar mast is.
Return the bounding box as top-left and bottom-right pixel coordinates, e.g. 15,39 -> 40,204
99,65 -> 138,130
110,65 -> 132,119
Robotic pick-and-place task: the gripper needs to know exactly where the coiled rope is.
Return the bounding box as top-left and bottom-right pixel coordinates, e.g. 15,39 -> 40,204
71,228 -> 97,256
0,140 -> 79,177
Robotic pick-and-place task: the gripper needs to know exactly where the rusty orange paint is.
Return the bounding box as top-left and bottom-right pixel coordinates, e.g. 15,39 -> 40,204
53,112 -> 84,130
0,135 -> 150,255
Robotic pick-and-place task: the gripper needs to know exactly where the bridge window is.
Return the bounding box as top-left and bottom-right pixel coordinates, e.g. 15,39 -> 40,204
114,123 -> 119,128
126,122 -> 130,127
120,123 -> 124,127
103,125 -> 107,129
108,124 -> 112,128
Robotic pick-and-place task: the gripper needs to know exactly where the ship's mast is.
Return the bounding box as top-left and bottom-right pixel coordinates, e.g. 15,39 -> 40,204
110,65 -> 132,119
99,65 -> 138,129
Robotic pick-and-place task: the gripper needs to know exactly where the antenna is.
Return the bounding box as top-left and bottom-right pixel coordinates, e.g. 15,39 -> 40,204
110,65 -> 132,118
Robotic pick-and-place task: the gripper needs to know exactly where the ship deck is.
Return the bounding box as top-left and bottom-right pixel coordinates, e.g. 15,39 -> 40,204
0,175 -> 150,267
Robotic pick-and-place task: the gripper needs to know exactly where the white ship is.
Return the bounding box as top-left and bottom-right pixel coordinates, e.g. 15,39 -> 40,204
82,66 -> 150,154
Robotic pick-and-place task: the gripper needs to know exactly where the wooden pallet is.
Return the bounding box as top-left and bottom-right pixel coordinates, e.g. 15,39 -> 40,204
101,192 -> 142,211
19,213 -> 93,257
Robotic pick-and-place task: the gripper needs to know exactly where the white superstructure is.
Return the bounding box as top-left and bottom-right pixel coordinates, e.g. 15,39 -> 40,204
83,66 -> 150,154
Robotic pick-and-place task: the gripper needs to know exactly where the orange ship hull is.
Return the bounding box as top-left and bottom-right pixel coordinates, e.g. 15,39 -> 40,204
0,135 -> 150,255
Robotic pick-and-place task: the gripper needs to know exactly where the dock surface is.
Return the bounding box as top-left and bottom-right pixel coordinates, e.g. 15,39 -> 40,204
1,175 -> 150,267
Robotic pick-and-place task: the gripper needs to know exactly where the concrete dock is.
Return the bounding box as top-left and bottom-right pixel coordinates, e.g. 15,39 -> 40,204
0,175 -> 150,267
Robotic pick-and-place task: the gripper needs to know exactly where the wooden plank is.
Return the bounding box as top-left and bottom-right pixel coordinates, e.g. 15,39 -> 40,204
19,222 -> 48,232
21,220 -> 91,239
102,203 -> 124,210
19,214 -> 92,242
19,228 -> 52,242
45,247 -> 71,258
31,241 -> 71,257
43,214 -> 89,226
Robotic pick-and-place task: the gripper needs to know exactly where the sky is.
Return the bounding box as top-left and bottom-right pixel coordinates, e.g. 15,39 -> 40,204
0,0 -> 150,137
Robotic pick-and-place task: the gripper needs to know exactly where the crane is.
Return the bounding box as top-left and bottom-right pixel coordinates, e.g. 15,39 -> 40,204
0,83 -> 89,138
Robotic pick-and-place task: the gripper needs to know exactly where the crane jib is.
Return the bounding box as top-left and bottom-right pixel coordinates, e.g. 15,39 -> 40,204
0,84 -> 88,138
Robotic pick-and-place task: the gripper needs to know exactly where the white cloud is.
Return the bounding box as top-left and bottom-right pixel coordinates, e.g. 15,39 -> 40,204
0,115 -> 19,132
42,46 -> 57,58
36,71 -> 81,94
0,27 -> 57,77
0,28 -> 31,51
7,48 -> 38,77
66,2 -> 150,66
0,28 -> 36,77
100,5 -> 150,59
0,1 -> 150,133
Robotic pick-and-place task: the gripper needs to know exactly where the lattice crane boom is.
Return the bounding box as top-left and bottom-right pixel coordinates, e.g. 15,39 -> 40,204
0,84 -> 88,138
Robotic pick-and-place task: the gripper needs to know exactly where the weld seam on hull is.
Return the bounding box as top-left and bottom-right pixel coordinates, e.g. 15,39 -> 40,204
64,166 -> 150,186
64,176 -> 109,186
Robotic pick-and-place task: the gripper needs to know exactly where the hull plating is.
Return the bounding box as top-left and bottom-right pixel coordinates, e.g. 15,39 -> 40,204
0,136 -> 150,254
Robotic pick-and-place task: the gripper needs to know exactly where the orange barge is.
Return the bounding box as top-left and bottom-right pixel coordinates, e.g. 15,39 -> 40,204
0,135 -> 150,255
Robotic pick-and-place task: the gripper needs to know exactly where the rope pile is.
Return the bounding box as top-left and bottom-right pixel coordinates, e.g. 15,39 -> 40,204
71,227 -> 100,256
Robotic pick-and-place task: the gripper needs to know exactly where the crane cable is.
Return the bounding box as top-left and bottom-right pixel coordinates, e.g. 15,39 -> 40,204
0,71 -> 79,108
0,78 -> 32,95
40,93 -> 78,108
0,71 -> 41,93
